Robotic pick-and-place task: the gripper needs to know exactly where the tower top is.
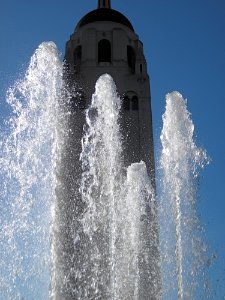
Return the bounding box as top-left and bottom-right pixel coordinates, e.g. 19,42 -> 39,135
75,0 -> 134,32
98,0 -> 111,9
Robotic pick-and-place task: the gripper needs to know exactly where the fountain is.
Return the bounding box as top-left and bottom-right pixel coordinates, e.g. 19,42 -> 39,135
0,42 -> 62,299
159,92 -> 208,299
0,43 -> 208,299
51,72 -> 160,299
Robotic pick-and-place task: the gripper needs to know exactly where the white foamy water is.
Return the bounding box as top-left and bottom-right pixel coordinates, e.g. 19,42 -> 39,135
0,42 -> 63,299
159,91 -> 208,299
64,74 -> 158,299
0,45 -> 208,300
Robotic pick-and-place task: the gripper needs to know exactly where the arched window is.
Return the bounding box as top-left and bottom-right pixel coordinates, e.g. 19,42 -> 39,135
98,39 -> 111,63
74,45 -> 82,73
127,45 -> 135,73
123,92 -> 139,111
131,96 -> 139,110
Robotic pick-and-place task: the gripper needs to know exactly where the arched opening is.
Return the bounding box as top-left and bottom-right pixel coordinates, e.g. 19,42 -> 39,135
74,45 -> 82,73
127,45 -> 135,73
131,96 -> 139,110
98,39 -> 111,63
123,92 -> 139,111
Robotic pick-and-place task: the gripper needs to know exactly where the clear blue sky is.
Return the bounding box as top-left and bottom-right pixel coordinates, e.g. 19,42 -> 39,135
0,0 -> 225,298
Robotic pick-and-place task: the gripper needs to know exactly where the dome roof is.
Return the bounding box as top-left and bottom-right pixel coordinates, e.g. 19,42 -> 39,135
76,8 -> 134,32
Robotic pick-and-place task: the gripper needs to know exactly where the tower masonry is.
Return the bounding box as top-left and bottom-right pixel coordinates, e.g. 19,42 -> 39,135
65,0 -> 155,179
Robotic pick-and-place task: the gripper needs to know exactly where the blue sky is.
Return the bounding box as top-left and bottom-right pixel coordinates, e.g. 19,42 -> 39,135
0,0 -> 225,298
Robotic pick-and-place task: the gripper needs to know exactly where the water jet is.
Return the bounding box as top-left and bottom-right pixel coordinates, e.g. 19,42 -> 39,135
0,2 -> 208,299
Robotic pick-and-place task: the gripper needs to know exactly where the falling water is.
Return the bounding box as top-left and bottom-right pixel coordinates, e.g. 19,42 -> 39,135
80,75 -> 124,299
52,74 -> 159,299
0,43 -> 208,300
81,75 -> 159,299
159,91 -> 208,299
80,75 -> 122,299
0,42 -> 62,299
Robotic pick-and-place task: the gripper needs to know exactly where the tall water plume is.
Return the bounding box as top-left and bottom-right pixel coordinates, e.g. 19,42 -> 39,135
159,91 -> 208,299
52,74 -> 159,299
0,43 -> 209,300
80,75 -> 123,299
0,42 -> 62,299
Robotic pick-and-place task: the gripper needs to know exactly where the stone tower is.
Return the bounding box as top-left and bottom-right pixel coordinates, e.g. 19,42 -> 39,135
64,0 -> 155,179
54,1 -> 160,299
